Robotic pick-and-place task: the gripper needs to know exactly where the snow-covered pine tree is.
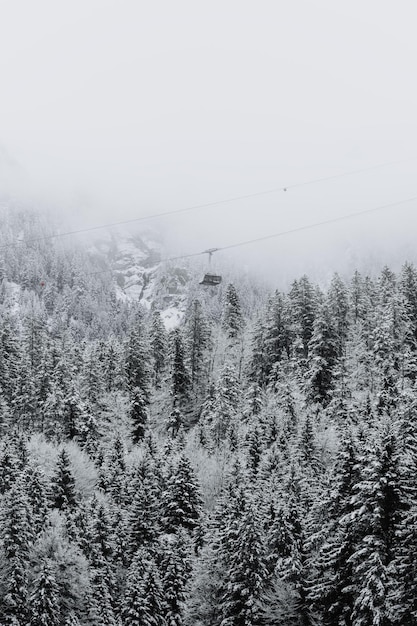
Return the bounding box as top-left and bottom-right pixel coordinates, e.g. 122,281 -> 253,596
51,448 -> 78,511
130,385 -> 149,443
30,560 -> 61,626
289,275 -> 317,359
222,283 -> 244,341
170,328 -> 191,409
306,301 -> 339,406
162,454 -> 202,533
150,310 -> 168,388
122,549 -> 166,626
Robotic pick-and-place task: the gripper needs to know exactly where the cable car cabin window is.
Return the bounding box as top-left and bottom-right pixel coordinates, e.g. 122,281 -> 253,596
199,273 -> 222,286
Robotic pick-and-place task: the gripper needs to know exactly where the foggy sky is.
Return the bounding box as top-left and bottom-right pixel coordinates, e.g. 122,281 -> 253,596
1,0 -> 417,284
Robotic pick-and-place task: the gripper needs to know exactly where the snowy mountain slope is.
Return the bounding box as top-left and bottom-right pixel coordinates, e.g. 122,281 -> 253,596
89,227 -> 193,328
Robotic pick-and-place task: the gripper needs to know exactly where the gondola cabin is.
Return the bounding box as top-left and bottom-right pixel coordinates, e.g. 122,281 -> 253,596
199,273 -> 222,286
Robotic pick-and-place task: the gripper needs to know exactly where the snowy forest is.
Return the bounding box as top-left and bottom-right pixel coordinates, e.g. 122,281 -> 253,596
1,206 -> 417,626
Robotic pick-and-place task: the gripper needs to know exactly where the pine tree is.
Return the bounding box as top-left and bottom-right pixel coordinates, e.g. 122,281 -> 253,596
2,558 -> 29,626
24,464 -> 49,535
1,479 -> 33,560
185,300 -> 211,383
162,455 -> 202,533
248,316 -> 270,387
262,492 -> 314,626
101,436 -> 128,505
0,311 -> 20,405
12,347 -> 38,432
81,343 -> 105,408
42,380 -> 67,438
243,382 -> 264,419
100,336 -> 125,392
289,275 -> 317,359
130,386 -> 149,443
122,550 -> 166,626
306,301 -> 339,405
51,448 -> 77,511
389,405 -> 417,624
222,283 -> 244,340
89,499 -> 114,562
349,270 -> 367,324
399,261 -> 417,347
30,561 -> 61,626
349,426 -> 404,626
210,364 -> 240,445
328,272 -> 349,356
263,291 -> 293,371
220,500 -> 268,626
127,476 -> 158,555
126,323 -> 152,401
246,426 -> 263,474
0,439 -> 19,494
309,430 -> 362,625
88,565 -> 117,626
159,532 -> 191,626
150,310 -> 168,387
170,328 -> 191,408
0,480 -> 33,624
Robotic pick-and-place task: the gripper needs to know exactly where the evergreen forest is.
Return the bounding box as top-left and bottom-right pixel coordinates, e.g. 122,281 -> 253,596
1,208 -> 417,626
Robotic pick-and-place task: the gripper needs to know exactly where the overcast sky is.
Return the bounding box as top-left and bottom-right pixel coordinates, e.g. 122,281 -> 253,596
1,0 -> 417,283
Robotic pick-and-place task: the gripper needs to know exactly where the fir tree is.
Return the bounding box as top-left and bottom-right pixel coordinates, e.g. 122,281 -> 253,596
0,440 -> 19,494
30,561 -> 61,626
0,480 -> 33,624
220,500 -> 268,626
130,386 -> 149,443
88,565 -> 117,626
185,300 -> 211,392
349,426 -> 404,625
306,302 -> 339,405
150,310 -> 168,387
2,557 -> 29,626
122,550 -> 166,626
159,532 -> 191,626
162,455 -> 202,533
170,328 -> 191,408
211,364 -> 240,445
51,448 -> 77,511
309,430 -> 362,625
222,283 -> 244,340
24,464 -> 49,535
126,322 -> 152,401
289,275 -> 317,359
328,272 -> 349,356
127,476 -> 158,555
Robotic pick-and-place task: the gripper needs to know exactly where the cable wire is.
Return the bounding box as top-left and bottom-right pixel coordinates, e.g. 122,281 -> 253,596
85,194 -> 417,279
0,157 -> 414,252
219,195 -> 417,252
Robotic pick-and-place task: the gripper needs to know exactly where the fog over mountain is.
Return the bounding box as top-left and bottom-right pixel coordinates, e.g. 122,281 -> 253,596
1,0 -> 416,285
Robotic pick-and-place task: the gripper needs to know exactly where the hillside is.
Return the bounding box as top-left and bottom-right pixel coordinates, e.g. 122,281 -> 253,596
0,207 -> 416,624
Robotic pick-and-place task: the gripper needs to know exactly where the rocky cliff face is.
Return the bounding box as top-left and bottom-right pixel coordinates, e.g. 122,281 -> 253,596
90,226 -> 192,328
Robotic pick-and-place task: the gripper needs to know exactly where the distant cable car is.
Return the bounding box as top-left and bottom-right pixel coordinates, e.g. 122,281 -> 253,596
39,280 -> 45,288
199,248 -> 222,286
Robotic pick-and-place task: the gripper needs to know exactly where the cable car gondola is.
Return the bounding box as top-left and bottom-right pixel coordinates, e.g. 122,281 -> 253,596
199,273 -> 222,286
199,248 -> 222,286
